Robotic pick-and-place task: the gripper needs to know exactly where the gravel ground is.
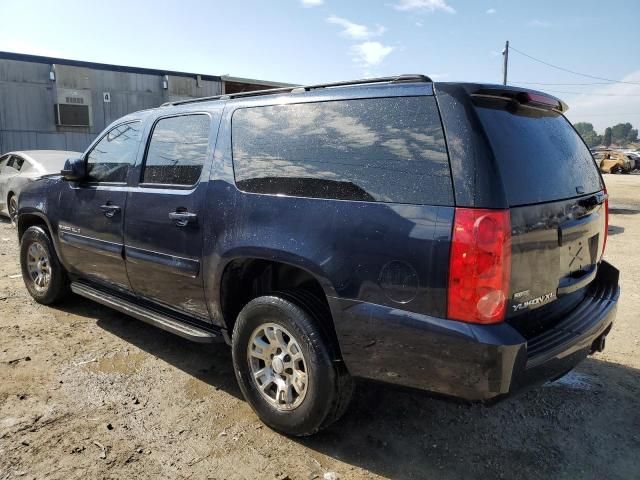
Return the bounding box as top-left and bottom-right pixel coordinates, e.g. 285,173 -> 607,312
1,174 -> 639,480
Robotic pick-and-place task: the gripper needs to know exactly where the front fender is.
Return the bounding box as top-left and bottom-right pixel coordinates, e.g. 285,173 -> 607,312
16,177 -> 66,264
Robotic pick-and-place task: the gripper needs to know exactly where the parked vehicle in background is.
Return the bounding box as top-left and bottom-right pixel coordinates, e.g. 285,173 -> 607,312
0,150 -> 81,222
594,150 -> 635,174
623,150 -> 640,170
15,77 -> 619,436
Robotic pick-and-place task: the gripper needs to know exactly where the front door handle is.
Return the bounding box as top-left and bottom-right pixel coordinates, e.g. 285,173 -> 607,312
169,211 -> 197,227
100,203 -> 121,218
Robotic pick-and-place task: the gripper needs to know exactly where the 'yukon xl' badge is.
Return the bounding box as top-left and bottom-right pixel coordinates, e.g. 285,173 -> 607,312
512,292 -> 556,312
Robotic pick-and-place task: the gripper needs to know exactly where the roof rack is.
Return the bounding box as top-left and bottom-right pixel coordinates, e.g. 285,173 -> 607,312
161,74 -> 432,107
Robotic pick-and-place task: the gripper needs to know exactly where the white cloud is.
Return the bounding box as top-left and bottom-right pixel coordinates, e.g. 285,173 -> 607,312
415,20 -> 424,27
528,19 -> 552,28
392,0 -> 455,14
327,15 -> 386,40
351,41 -> 394,67
486,8 -> 496,14
562,71 -> 640,132
300,0 -> 323,7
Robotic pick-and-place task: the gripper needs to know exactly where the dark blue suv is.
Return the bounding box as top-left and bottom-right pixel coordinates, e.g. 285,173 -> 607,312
16,75 -> 619,436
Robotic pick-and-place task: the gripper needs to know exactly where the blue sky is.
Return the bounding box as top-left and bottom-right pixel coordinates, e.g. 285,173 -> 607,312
1,0 -> 639,131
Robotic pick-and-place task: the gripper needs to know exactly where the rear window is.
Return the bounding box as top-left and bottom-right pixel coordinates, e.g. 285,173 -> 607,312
232,96 -> 453,205
475,100 -> 602,206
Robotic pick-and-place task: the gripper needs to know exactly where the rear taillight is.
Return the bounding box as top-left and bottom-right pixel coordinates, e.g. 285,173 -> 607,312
448,208 -> 511,324
602,188 -> 609,258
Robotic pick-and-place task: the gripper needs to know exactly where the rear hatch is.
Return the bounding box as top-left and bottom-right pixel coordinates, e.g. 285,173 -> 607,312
472,91 -> 606,333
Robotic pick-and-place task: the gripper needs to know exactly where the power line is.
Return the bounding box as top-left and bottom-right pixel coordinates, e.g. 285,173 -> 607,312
509,45 -> 640,85
511,81 -> 616,86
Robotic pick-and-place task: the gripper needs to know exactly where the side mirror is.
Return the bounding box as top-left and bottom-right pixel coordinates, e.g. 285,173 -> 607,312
61,157 -> 87,181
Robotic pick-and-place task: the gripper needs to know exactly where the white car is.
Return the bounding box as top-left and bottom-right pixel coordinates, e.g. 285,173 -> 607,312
0,150 -> 81,222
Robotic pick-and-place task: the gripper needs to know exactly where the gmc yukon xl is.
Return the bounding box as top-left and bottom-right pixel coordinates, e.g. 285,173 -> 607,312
16,75 -> 619,436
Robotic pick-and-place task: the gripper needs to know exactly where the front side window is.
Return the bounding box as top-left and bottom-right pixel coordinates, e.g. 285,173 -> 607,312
142,114 -> 211,185
231,96 -> 453,205
87,121 -> 142,183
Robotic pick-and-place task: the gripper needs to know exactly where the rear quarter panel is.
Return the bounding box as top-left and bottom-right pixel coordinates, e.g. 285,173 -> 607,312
202,94 -> 454,330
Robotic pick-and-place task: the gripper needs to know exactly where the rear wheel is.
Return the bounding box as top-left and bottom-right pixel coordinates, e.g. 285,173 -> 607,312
8,194 -> 17,224
20,226 -> 70,304
232,294 -> 353,436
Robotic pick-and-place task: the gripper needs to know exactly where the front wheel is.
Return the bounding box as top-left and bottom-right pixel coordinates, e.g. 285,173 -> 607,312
232,295 -> 353,436
20,226 -> 70,304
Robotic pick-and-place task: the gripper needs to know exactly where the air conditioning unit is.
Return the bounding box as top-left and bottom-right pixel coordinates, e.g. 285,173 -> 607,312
54,103 -> 90,127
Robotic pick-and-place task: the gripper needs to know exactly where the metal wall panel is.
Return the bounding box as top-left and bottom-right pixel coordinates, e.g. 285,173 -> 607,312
0,82 -> 56,131
0,58 -> 224,153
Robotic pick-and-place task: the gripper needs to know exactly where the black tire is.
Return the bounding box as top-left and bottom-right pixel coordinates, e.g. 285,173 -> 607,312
232,294 -> 354,436
20,226 -> 70,304
8,194 -> 17,225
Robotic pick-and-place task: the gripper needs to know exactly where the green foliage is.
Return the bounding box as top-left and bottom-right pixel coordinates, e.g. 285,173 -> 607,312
610,123 -> 638,144
573,122 -> 638,148
574,122 -> 595,135
574,122 -> 602,147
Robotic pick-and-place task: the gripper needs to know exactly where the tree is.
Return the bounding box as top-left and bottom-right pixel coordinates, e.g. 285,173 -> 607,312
627,128 -> 638,143
611,123 -> 631,144
603,127 -> 612,147
573,122 -> 602,147
574,122 -> 595,136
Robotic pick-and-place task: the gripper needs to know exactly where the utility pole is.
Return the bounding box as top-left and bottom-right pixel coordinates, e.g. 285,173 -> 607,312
502,40 -> 509,85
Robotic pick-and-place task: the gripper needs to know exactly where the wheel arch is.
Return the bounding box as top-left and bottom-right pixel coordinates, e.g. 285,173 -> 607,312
218,256 -> 343,360
17,212 -> 53,239
16,213 -> 68,272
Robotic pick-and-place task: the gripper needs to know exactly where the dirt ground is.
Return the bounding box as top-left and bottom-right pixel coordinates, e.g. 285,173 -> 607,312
1,175 -> 639,480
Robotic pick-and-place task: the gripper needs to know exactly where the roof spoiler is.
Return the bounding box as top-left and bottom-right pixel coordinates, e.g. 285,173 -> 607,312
471,86 -> 568,113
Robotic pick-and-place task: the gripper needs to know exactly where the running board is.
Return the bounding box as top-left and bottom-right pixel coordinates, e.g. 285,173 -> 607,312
71,282 -> 220,343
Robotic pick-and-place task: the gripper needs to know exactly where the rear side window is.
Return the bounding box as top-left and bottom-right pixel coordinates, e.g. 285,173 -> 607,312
142,114 -> 211,186
87,122 -> 142,183
232,96 -> 452,205
10,156 -> 25,171
474,100 -> 602,206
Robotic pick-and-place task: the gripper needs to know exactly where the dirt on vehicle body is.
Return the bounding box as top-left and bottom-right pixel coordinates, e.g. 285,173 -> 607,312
1,174 -> 639,479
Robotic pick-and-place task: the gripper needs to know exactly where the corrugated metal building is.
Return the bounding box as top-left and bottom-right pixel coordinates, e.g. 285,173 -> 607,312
0,51 -> 293,153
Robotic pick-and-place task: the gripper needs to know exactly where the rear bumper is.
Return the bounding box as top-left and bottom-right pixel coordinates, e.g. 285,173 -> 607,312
330,261 -> 619,401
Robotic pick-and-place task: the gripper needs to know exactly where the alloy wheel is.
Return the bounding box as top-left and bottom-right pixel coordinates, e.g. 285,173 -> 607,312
247,322 -> 308,411
26,242 -> 51,292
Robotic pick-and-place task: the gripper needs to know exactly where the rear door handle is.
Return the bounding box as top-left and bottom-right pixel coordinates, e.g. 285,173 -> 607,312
100,204 -> 121,218
169,211 -> 197,227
